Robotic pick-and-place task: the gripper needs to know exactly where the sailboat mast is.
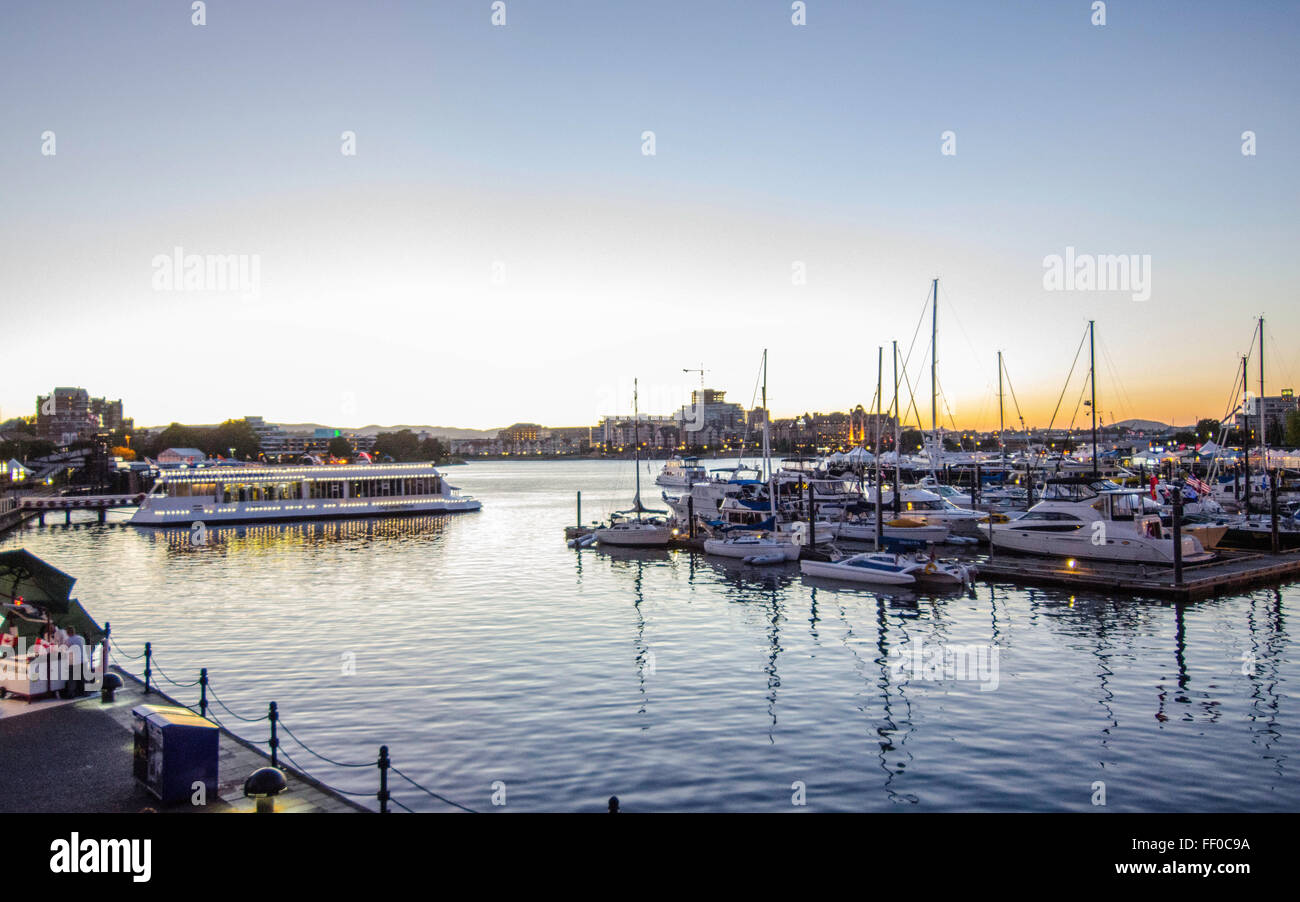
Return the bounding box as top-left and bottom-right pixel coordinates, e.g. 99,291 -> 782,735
893,340 -> 901,505
1089,320 -> 1098,478
633,378 -> 642,522
931,277 -> 938,472
875,346 -> 884,552
760,350 -> 775,525
998,350 -> 1006,471
1259,316 -> 1266,463
1242,354 -> 1252,511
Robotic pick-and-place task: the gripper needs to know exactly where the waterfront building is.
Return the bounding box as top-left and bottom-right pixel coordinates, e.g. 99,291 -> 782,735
157,447 -> 206,465
34,387 -> 131,443
1235,391 -> 1297,443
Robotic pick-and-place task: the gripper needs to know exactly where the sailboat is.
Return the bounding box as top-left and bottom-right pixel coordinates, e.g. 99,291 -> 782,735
703,350 -> 802,562
594,379 -> 673,547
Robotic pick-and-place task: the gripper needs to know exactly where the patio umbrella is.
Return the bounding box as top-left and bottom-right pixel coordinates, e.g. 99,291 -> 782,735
0,549 -> 76,613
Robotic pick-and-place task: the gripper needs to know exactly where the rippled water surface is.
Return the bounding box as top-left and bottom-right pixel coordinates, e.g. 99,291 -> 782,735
3,459 -> 1295,812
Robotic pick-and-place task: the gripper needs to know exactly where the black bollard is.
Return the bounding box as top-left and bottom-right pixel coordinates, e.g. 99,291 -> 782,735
608,795 -> 620,814
687,494 -> 695,539
378,746 -> 391,814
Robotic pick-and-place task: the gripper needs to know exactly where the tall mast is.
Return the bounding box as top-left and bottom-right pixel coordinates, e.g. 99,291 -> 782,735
998,350 -> 1006,471
1259,316 -> 1266,463
1089,320 -> 1098,478
892,340 -> 901,504
931,277 -> 938,472
874,346 -> 884,552
1242,354 -> 1252,511
761,350 -> 770,482
633,378 -> 642,521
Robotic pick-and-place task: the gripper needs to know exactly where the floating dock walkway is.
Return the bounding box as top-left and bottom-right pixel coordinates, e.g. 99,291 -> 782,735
976,548 -> 1300,600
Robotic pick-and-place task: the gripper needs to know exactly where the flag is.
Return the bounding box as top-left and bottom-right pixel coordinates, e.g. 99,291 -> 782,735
1150,475 -> 1158,500
1186,474 -> 1211,496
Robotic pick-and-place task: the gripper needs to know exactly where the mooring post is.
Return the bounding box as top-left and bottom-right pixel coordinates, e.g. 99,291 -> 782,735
806,480 -> 816,547
199,668 -> 208,719
1269,470 -> 1280,554
687,494 -> 695,538
268,702 -> 279,768
101,621 -> 111,684
143,642 -> 152,695
1172,488 -> 1184,586
576,491 -> 581,529
377,745 -> 391,814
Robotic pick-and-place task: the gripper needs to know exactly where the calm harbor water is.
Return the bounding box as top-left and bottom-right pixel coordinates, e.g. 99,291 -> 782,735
3,459 -> 1295,812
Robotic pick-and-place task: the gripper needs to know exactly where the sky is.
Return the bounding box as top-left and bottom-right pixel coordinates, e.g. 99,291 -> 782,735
2,0 -> 1297,431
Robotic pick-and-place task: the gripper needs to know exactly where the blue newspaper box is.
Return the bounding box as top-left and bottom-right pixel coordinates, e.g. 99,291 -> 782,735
131,704 -> 219,804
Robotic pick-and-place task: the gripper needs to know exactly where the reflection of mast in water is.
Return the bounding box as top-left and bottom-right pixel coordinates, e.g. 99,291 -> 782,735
834,592 -> 918,805
630,558 -> 650,722
1245,589 -> 1286,777
763,579 -> 783,742
1154,602 -> 1191,724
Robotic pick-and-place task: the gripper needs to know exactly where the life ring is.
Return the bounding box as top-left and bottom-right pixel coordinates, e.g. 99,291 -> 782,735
924,562 -> 938,575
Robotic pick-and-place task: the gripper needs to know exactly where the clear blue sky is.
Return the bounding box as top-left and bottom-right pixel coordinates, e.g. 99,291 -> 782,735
2,0 -> 1297,430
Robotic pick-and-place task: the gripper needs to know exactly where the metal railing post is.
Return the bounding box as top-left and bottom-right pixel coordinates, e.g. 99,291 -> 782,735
143,642 -> 152,695
378,745 -> 391,814
199,668 -> 208,719
268,702 -> 279,768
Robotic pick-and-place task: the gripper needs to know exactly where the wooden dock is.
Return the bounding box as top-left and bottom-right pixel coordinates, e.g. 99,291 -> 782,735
975,548 -> 1300,600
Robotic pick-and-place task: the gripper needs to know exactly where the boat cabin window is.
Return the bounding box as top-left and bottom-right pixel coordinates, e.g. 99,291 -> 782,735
1107,493 -> 1143,520
1041,482 -> 1098,502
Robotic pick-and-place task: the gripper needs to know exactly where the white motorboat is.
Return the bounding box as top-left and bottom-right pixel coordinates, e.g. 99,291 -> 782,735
978,477 -> 1212,564
655,456 -> 707,488
800,552 -> 918,586
823,516 -> 950,544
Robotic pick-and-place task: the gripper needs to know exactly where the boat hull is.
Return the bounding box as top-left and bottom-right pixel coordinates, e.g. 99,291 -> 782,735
703,537 -> 801,560
799,558 -> 916,585
130,497 -> 481,526
594,526 -> 673,547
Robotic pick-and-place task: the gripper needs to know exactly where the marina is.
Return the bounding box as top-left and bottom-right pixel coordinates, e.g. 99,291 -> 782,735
4,458 -> 1296,813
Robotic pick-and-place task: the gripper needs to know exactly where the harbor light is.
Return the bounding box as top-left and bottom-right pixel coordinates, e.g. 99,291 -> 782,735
1066,559 -> 1077,569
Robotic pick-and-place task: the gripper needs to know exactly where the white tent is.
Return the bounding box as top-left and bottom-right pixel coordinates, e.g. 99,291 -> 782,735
846,446 -> 875,464
4,459 -> 34,482
1197,440 -> 1221,456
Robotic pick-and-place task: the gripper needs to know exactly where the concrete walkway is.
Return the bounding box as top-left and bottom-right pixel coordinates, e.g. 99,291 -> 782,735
0,668 -> 366,813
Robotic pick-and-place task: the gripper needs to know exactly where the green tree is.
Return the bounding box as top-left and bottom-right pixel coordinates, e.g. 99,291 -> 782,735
372,430 -> 422,461
1282,410 -> 1300,447
1195,418 -> 1222,444
328,435 -> 352,458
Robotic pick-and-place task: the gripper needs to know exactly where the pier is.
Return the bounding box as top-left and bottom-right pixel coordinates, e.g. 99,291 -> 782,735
0,668 -> 365,813
976,548 -> 1300,600
18,493 -> 144,525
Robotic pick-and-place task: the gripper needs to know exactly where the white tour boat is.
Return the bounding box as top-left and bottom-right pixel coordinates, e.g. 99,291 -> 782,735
130,461 -> 480,526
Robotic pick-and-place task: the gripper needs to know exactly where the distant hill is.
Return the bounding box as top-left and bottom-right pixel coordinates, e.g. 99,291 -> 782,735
274,423 -> 500,439
1112,419 -> 1171,432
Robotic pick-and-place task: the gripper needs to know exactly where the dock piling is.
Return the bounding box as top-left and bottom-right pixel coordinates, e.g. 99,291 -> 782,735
1270,470 -> 1280,554
199,668 -> 208,719
1172,488 -> 1184,586
143,642 -> 152,695
576,491 -> 581,529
